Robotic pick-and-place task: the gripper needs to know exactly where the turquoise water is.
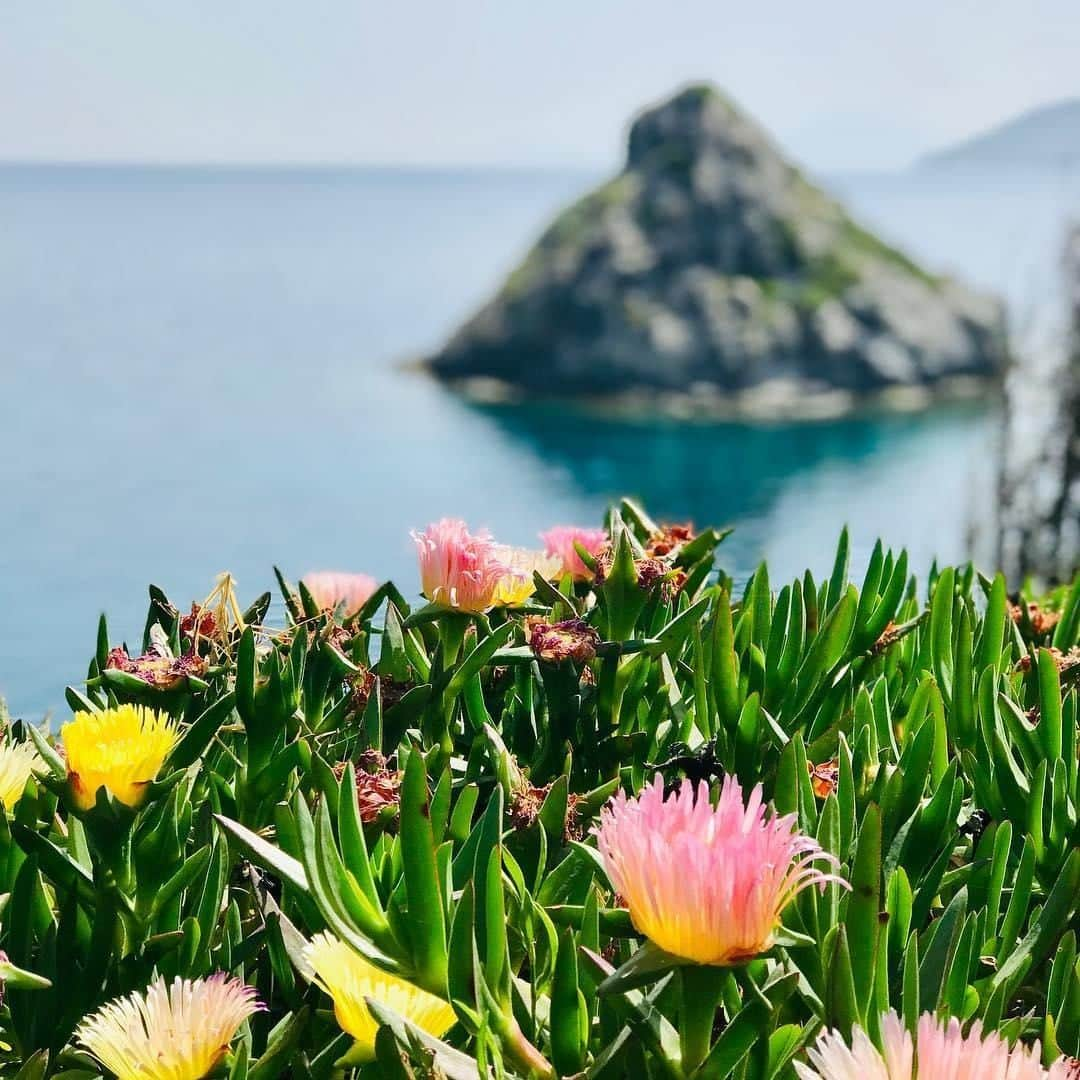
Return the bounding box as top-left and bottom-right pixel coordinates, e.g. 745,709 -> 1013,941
1,163 -> 1074,718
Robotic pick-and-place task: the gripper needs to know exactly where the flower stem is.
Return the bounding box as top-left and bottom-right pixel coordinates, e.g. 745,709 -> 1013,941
679,964 -> 724,1077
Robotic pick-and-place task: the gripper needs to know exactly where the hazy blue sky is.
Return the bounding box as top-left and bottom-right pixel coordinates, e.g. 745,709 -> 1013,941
3,1 -> 1079,172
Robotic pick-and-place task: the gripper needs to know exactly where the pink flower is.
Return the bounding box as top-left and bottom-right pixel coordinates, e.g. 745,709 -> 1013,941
797,1010 -> 1073,1080
412,519 -> 510,613
541,526 -> 609,580
595,775 -> 845,964
797,1011 -> 913,1080
302,572 -> 378,618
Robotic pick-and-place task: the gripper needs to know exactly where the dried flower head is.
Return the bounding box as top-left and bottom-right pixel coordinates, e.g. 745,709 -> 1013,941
347,667 -> 378,713
334,752 -> 402,825
1017,646 -> 1080,674
179,603 -> 218,643
528,617 -> 601,665
508,782 -> 548,831
355,765 -> 402,825
807,760 -> 840,800
105,646 -> 207,690
871,620 -> 902,655
646,523 -> 696,558
1011,602 -> 1061,637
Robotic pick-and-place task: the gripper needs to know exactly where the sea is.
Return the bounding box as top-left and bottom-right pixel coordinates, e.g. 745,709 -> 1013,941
1,161 -> 1077,718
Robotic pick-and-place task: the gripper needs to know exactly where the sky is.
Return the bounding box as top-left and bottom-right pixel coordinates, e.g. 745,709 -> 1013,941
2,1 -> 1080,173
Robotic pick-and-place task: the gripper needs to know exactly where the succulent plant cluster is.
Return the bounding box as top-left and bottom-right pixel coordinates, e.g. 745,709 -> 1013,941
0,498 -> 1077,1079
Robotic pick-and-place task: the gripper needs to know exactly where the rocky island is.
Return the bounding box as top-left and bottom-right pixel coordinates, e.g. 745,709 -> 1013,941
426,84 -> 1008,417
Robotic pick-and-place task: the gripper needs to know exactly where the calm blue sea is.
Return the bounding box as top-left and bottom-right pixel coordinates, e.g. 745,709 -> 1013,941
2,162 -> 1077,718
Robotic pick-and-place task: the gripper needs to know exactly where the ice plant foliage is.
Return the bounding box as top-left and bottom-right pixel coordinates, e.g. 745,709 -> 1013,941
61,704 -> 178,811
0,501 -> 1077,1074
301,570 -> 378,617
0,740 -> 40,810
797,1010 -> 1077,1080
305,933 -> 456,1063
596,774 -> 846,964
541,524 -> 609,579
76,974 -> 261,1080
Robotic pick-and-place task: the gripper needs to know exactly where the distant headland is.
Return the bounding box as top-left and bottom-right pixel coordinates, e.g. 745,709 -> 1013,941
918,98 -> 1080,172
423,83 -> 1008,419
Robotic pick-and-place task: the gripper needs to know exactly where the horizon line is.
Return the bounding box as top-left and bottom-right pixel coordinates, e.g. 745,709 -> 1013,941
0,156 -> 611,174
0,156 -> 926,183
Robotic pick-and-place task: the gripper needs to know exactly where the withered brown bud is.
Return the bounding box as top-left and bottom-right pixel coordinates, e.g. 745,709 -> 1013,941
807,759 -> 840,799
645,523 -> 696,558
180,603 -> 218,642
105,646 -> 207,690
508,781 -> 583,842
1010,602 -> 1061,637
508,782 -> 546,831
356,748 -> 387,773
347,668 -> 377,713
1016,645 -> 1080,675
872,620 -> 900,655
333,752 -> 402,825
355,769 -> 401,824
528,618 -> 600,665
635,558 -> 687,599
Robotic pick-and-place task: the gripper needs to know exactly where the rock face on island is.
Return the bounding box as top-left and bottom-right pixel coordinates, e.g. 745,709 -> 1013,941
427,84 -> 1008,407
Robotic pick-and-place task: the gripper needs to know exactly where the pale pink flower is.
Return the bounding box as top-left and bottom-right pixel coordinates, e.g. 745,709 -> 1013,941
302,572 -> 378,618
412,519 -> 509,613
797,1011 -> 912,1080
595,775 -> 845,964
77,973 -> 262,1079
797,1010 -> 1073,1080
541,526 -> 609,580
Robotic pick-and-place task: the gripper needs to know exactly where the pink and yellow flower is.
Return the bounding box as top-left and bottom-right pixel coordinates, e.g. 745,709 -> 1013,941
302,571 -> 378,618
76,974 -> 261,1080
797,1009 -> 1075,1080
595,774 -> 844,965
541,525 -> 609,580
412,519 -> 508,613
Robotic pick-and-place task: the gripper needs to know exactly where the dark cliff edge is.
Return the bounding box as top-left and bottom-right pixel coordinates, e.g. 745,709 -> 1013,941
997,226 -> 1080,582
423,83 -> 1008,419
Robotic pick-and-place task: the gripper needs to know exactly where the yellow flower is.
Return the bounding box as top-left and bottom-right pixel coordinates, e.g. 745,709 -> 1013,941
61,705 -> 178,811
0,741 -> 42,810
305,933 -> 456,1063
76,974 -> 261,1080
491,546 -> 563,607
